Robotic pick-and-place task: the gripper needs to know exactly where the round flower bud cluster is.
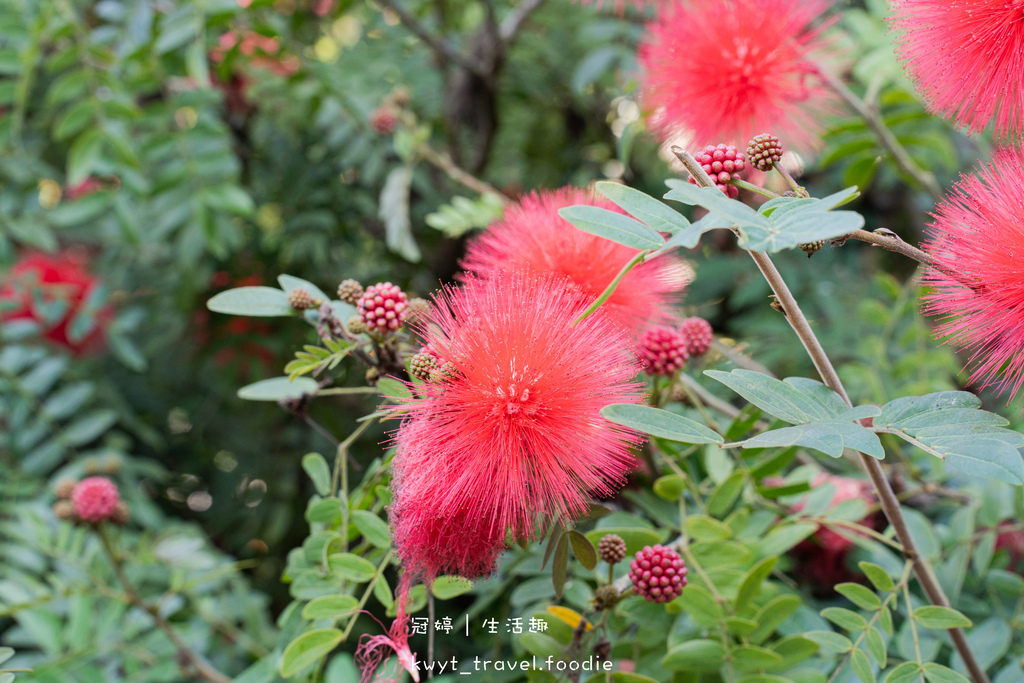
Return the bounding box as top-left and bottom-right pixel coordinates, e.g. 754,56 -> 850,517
406,297 -> 430,323
288,288 -> 317,310
799,240 -> 826,258
687,144 -> 746,198
430,360 -> 459,384
638,326 -> 689,376
594,585 -> 621,611
337,279 -> 364,305
409,352 -> 439,382
629,545 -> 688,603
357,282 -> 409,332
746,133 -> 783,171
53,476 -> 129,525
598,534 -> 627,565
347,315 -> 368,335
370,107 -> 398,135
678,317 -> 713,357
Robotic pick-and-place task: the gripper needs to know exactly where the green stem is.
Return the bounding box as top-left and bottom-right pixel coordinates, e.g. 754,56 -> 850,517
775,164 -> 808,197
574,251 -> 649,324
98,526 -> 232,683
730,177 -> 780,199
341,550 -> 394,642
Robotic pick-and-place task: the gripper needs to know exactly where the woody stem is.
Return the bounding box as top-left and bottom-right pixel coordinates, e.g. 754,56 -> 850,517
678,149 -> 990,683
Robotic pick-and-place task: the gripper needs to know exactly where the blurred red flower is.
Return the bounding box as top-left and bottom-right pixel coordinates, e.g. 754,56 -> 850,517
1,250 -> 111,354
460,186 -> 689,331
637,0 -> 838,151
890,0 -> 1024,139
786,473 -> 880,590
922,148 -> 1024,404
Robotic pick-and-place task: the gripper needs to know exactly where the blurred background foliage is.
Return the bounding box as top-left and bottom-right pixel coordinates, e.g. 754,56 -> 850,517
0,0 -> 1019,680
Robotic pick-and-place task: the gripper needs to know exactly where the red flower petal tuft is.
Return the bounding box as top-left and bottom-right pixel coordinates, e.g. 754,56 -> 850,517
637,0 -> 839,151
922,148 -> 1024,404
0,250 -> 111,354
389,271 -> 648,582
461,186 -> 688,331
890,1 -> 1024,139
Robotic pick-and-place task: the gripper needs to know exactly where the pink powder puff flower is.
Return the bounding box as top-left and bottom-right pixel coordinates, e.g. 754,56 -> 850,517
388,271 -> 647,582
922,148 -> 1024,403
890,0 -> 1024,139
637,0 -> 838,151
460,187 -> 688,331
355,575 -> 420,683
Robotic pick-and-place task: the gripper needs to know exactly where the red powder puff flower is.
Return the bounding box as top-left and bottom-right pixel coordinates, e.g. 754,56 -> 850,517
71,477 -> 121,523
788,473 -> 879,590
637,0 -> 838,151
0,250 -> 111,354
460,187 -> 688,331
356,574 -> 421,683
890,1 -> 1024,139
389,271 -> 647,582
921,148 -> 1024,403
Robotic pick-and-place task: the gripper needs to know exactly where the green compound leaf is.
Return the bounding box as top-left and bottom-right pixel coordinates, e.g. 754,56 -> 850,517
666,180 -> 864,253
706,370 -> 883,458
596,181 -> 691,234
875,391 -> 1024,484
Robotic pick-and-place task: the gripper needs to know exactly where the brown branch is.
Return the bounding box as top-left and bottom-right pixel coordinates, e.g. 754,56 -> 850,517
676,148 -> 991,683
418,143 -> 509,202
379,0 -> 487,77
98,526 -> 232,683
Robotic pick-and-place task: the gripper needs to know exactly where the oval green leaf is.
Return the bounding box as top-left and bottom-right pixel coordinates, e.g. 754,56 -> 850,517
601,404 -> 723,445
301,595 -> 359,620
208,286 -> 294,317
280,628 -> 344,677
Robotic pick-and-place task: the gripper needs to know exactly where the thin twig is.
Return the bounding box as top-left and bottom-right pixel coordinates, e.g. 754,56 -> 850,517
678,148 -> 990,683
846,229 -> 935,268
417,143 -> 509,202
816,68 -> 942,200
98,527 -> 232,683
379,0 -> 486,76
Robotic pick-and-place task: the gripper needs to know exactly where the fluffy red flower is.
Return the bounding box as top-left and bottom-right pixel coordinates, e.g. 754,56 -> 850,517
0,250 -> 111,354
789,473 -> 878,590
890,1 -> 1024,139
389,271 -> 647,582
71,477 -> 121,523
921,148 -> 1024,403
637,0 -> 838,151
460,187 -> 688,331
